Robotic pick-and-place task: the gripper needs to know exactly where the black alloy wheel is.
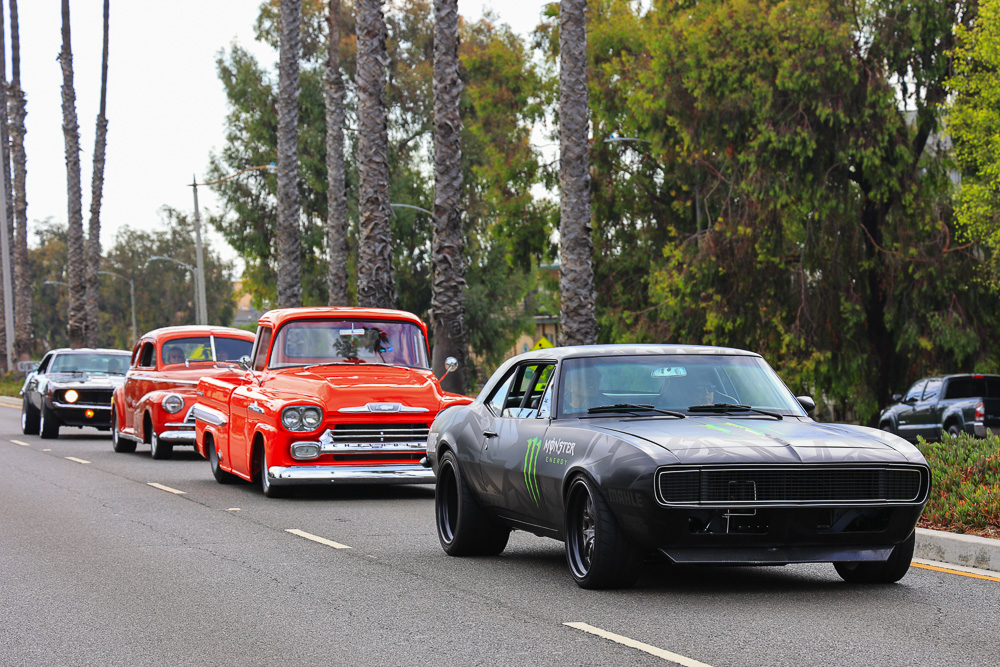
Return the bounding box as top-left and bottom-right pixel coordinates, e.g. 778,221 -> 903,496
564,475 -> 642,589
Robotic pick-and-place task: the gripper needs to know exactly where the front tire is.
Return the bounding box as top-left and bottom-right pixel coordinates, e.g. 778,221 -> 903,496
39,404 -> 60,440
150,431 -> 173,460
111,407 -> 136,453
834,531 -> 915,584
21,397 -> 40,435
565,475 -> 642,589
209,437 -> 237,484
435,450 -> 510,556
259,447 -> 288,498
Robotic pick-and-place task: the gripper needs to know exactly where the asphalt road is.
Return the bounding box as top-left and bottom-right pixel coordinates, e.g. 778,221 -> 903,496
2,402 -> 998,667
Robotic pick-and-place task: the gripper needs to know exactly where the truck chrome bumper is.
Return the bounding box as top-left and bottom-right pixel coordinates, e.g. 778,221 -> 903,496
266,464 -> 435,486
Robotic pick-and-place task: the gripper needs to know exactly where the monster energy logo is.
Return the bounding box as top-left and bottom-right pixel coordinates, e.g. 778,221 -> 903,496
524,437 -> 542,505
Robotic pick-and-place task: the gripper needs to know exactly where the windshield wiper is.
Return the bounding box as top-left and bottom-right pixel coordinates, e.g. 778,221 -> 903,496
586,403 -> 686,418
686,403 -> 783,420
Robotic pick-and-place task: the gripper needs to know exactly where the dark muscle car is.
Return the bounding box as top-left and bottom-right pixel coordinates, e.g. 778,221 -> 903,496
427,345 -> 930,589
20,347 -> 131,439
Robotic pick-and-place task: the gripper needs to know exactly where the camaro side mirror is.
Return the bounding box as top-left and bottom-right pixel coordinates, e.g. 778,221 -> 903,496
796,395 -> 816,413
892,393 -> 902,402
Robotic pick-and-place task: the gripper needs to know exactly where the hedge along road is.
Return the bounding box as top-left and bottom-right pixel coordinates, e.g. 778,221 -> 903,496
1,403 -> 998,667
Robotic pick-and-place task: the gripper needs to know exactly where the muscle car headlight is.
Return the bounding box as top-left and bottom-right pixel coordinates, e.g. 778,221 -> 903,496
64,389 -> 79,403
281,405 -> 324,432
162,394 -> 185,414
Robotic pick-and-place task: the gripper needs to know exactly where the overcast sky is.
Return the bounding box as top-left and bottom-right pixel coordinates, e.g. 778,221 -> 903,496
12,0 -> 548,265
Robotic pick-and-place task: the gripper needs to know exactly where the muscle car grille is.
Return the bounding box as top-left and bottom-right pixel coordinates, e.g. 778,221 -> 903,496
328,423 -> 430,448
57,388 -> 113,405
655,466 -> 927,506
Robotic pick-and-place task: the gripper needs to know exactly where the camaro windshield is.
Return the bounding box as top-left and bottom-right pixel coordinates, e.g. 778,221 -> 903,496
49,353 -> 130,375
558,354 -> 804,417
269,319 -> 430,369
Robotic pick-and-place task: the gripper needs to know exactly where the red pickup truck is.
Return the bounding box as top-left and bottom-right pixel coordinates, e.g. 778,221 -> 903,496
193,307 -> 472,497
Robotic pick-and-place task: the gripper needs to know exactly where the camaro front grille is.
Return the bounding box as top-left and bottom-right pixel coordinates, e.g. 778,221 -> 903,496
58,389 -> 113,405
655,465 -> 927,506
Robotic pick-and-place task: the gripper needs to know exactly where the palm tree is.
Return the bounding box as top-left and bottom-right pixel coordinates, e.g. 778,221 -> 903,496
355,0 -> 396,308
276,0 -> 302,308
430,0 -> 466,392
85,0 -> 110,347
60,0 -> 87,348
558,0 -> 596,346
326,0 -> 349,306
0,0 -> 12,366
9,0 -> 33,360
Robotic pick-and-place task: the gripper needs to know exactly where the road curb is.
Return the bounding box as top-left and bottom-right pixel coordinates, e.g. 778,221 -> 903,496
0,395 -> 20,407
915,527 -> 1000,573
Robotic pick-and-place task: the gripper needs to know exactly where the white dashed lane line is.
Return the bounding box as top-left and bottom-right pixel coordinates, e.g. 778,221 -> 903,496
147,482 -> 186,495
564,622 -> 714,666
10,439 -> 30,447
64,457 -> 91,464
285,529 -> 352,550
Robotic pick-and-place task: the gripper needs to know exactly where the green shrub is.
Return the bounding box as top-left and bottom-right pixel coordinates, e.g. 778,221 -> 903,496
916,432 -> 1000,533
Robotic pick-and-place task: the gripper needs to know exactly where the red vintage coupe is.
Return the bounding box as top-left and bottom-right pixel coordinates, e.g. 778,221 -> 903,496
193,307 -> 471,497
111,325 -> 255,458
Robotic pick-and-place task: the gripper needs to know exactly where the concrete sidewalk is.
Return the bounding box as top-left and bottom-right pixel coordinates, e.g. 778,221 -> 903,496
1,391 -> 997,574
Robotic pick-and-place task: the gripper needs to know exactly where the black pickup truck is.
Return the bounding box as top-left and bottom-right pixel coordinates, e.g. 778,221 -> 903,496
879,374 -> 1000,442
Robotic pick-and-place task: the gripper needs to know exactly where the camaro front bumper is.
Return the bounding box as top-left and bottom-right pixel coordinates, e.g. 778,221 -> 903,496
265,464 -> 435,486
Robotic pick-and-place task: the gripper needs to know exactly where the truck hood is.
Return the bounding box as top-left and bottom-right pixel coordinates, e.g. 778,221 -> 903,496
597,416 -> 924,465
263,365 -> 445,411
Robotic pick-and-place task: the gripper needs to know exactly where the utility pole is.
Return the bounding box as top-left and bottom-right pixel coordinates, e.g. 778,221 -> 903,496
190,175 -> 208,325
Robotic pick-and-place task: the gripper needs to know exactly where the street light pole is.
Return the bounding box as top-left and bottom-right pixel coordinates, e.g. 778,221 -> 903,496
190,175 -> 208,326
99,270 -> 136,344
148,255 -> 199,325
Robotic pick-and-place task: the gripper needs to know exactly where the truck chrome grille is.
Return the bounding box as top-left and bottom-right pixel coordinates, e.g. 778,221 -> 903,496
655,465 -> 927,506
319,423 -> 430,452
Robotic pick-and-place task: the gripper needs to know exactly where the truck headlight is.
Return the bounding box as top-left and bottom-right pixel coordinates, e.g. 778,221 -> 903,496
281,406 -> 323,432
163,394 -> 185,414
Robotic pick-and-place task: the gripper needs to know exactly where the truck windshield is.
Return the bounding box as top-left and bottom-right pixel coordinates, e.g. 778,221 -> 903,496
269,319 -> 430,369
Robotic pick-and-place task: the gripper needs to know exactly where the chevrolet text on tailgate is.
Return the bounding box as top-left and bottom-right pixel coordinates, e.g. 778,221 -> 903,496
194,307 -> 471,497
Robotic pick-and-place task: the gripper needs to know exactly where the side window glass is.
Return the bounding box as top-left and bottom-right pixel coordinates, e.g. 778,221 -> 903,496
253,327 -> 272,371
537,381 -> 553,418
139,343 -> 156,368
487,372 -> 516,416
37,354 -> 51,373
504,364 -> 554,418
904,381 -> 925,402
922,378 -> 942,401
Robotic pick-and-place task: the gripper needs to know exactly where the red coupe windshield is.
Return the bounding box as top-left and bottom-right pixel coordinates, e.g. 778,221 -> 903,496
269,319 -> 430,369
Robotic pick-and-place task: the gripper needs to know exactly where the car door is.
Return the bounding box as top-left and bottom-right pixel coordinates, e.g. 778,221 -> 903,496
912,378 -> 943,440
895,380 -> 926,440
26,353 -> 52,411
124,341 -> 157,435
477,361 -> 556,530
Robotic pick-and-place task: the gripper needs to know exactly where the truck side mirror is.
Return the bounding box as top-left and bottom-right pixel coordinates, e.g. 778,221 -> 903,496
439,356 -> 459,383
238,355 -> 251,371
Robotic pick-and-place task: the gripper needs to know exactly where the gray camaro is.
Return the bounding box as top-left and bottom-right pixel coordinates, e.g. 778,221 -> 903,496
20,348 -> 131,439
426,344 -> 930,589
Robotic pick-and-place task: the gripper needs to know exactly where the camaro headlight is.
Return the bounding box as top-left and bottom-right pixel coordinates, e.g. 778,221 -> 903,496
281,405 -> 323,432
64,389 -> 79,403
162,394 -> 185,414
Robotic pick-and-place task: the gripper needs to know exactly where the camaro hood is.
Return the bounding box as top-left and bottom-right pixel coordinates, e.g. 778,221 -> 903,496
264,365 -> 444,410
48,372 -> 124,388
596,416 -> 923,465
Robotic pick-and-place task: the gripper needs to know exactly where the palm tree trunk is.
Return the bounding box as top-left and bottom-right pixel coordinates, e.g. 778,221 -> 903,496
85,0 -> 110,347
0,2 -> 12,368
355,0 -> 396,308
431,0 -> 466,393
558,0 -> 597,346
276,0 -> 302,308
9,0 -> 33,361
326,0 -> 349,306
61,0 -> 87,348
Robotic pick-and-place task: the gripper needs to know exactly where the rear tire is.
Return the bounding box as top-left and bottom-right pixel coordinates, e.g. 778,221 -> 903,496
39,405 -> 60,440
150,431 -> 173,460
946,423 -> 962,438
111,407 -> 136,453
565,475 -> 642,589
21,397 -> 40,435
435,450 -> 510,556
834,531 -> 915,584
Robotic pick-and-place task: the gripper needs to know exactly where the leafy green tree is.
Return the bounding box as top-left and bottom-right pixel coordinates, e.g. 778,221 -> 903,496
948,0 -> 1000,288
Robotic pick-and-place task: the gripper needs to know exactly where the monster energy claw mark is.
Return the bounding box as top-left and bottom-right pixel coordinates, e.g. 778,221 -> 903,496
524,438 -> 542,505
